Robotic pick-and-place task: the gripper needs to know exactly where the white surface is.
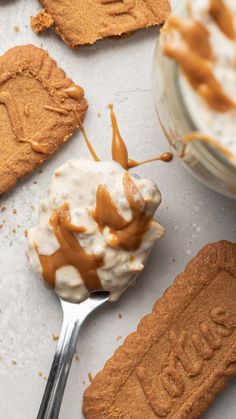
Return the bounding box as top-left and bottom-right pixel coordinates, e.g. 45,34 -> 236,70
0,1 -> 235,418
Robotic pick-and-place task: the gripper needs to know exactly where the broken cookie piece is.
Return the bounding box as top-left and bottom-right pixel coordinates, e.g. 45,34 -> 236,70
30,9 -> 54,34
0,45 -> 87,195
34,0 -> 170,47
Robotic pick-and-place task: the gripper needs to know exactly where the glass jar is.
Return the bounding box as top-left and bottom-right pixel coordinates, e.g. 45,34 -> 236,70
152,1 -> 236,199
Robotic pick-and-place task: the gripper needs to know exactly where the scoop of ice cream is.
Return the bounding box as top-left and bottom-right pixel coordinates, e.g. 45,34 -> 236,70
28,158 -> 164,302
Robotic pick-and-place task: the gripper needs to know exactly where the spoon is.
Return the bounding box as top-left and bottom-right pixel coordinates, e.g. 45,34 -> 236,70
37,291 -> 110,419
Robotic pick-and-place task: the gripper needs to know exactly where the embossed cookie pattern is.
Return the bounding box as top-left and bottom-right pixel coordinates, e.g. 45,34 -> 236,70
83,241 -> 236,419
36,0 -> 170,47
0,45 -> 87,194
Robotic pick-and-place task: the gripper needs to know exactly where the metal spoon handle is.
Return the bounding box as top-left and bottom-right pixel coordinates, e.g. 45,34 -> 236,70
37,293 -> 109,419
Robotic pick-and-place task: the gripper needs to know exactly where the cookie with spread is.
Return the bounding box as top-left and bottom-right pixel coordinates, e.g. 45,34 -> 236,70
0,45 -> 87,195
32,0 -> 170,47
83,241 -> 236,419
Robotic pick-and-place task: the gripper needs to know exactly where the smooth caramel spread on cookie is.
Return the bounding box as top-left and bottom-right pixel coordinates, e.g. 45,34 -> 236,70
35,0 -> 170,47
0,45 -> 87,195
83,241 -> 236,419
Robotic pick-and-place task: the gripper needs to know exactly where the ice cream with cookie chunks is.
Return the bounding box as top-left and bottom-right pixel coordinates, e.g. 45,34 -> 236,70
162,0 -> 236,164
27,107 -> 170,302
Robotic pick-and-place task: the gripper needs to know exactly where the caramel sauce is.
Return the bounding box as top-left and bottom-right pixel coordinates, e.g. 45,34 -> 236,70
79,123 -> 101,162
44,105 -> 69,115
166,16 -> 214,60
128,152 -> 173,168
179,131 -> 235,162
209,0 -> 236,40
109,104 -> 173,168
92,171 -> 151,251
29,140 -> 48,154
164,11 -> 236,112
109,104 -> 129,169
63,85 -> 84,101
38,203 -> 103,290
164,43 -> 236,112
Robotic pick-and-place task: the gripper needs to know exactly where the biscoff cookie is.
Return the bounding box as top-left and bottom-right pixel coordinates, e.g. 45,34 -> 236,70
83,241 -> 236,419
34,0 -> 170,47
0,45 -> 87,195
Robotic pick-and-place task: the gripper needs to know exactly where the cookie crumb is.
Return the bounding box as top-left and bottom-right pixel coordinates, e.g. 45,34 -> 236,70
88,372 -> 94,383
12,359 -> 17,365
118,313 -> 123,319
1,207 -> 6,212
75,355 -> 80,362
52,334 -> 59,341
116,336 -> 122,342
97,112 -> 101,118
13,209 -> 17,215
14,25 -> 20,33
30,9 -> 54,35
0,224 -> 3,229
24,229 -> 28,238
38,372 -> 43,377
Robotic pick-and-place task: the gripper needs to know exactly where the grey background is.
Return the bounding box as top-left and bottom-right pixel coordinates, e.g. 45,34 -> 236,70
0,0 -> 235,418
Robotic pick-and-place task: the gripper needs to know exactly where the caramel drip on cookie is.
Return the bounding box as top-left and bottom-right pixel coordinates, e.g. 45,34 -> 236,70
209,0 -> 236,40
92,171 -> 152,251
109,104 -> 173,168
63,85 -> 84,101
0,91 -> 48,154
44,105 -> 69,115
38,203 -> 103,290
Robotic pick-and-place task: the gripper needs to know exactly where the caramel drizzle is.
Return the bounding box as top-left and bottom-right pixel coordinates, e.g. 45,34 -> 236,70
44,105 -> 69,115
209,0 -> 236,40
38,203 -> 103,290
92,171 -> 151,251
180,131 -> 235,163
63,85 -> 84,101
109,104 -> 173,168
164,14 -> 236,112
166,16 -> 214,61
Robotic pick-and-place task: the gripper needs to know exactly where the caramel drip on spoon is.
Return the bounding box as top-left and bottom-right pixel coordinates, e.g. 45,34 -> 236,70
38,203 -> 103,290
209,0 -> 236,40
92,172 -> 151,251
166,16 -> 214,60
164,43 -> 236,112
